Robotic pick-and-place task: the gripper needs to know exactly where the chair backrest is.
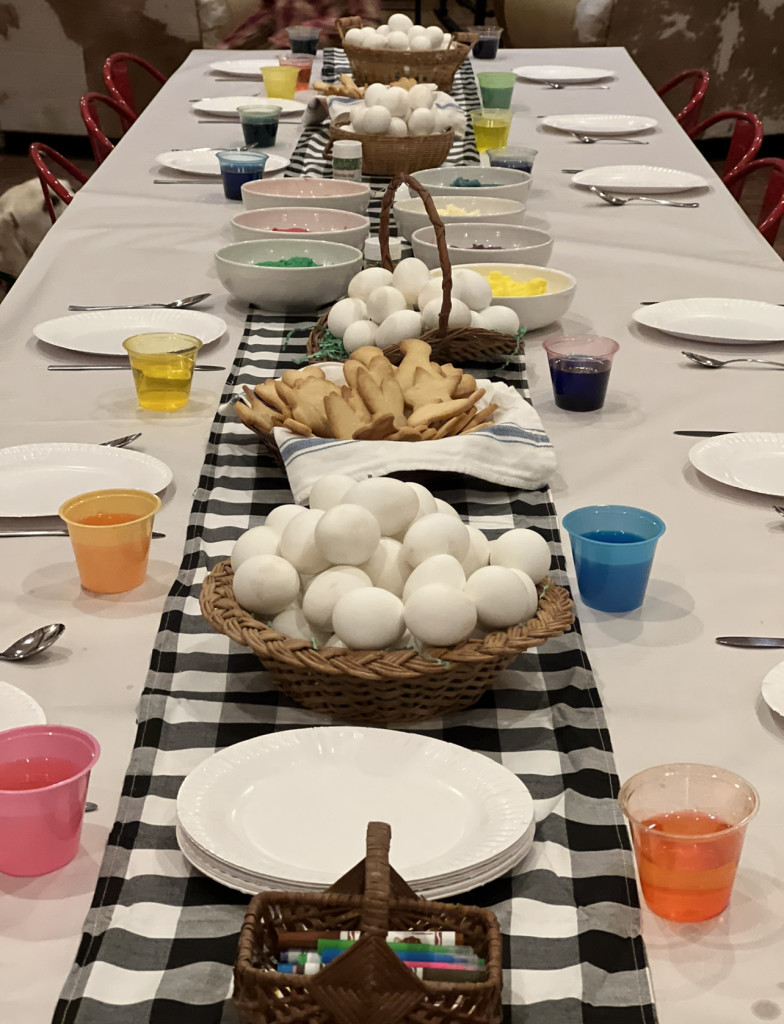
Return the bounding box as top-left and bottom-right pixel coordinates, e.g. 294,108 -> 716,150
723,157 -> 784,246
690,110 -> 764,199
79,92 -> 134,166
103,52 -> 167,118
28,142 -> 89,224
657,69 -> 710,136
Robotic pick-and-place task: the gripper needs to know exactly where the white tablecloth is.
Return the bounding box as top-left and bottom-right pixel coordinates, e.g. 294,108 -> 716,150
1,46 -> 783,1024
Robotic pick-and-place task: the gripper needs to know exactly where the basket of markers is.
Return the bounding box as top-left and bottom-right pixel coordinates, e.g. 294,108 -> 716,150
233,821 -> 503,1024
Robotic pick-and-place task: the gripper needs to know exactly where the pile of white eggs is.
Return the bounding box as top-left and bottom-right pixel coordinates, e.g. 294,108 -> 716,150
326,257 -> 521,352
344,14 -> 450,52
229,474 -> 551,651
345,82 -> 464,138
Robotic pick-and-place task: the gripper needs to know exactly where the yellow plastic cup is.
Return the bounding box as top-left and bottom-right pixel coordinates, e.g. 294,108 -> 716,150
122,332 -> 202,411
261,65 -> 299,101
59,489 -> 162,594
469,108 -> 513,152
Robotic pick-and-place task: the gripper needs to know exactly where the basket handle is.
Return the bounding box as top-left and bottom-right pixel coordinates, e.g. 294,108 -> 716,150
378,173 -> 454,337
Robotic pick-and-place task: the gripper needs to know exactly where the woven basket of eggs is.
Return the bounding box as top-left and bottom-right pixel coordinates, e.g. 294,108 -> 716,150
308,173 -> 524,365
336,16 -> 477,93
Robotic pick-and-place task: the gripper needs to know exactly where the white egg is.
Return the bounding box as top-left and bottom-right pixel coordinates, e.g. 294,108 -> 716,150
378,86 -> 410,118
402,512 -> 470,567
360,537 -> 410,597
279,508 -> 331,575
391,258 -> 431,304
343,27 -> 364,46
387,13 -> 413,32
464,565 -> 538,629
362,105 -> 392,134
344,477 -> 420,536
343,319 -> 379,353
425,25 -> 444,48
449,110 -> 467,136
327,296 -> 368,338
434,91 -> 453,105
271,605 -> 329,647
386,30 -> 410,49
416,279 -> 444,311
473,304 -> 520,335
434,498 -> 461,518
407,108 -> 436,136
387,117 -> 408,137
359,26 -> 378,46
404,583 -> 477,646
265,503 -> 307,536
363,82 -> 388,107
230,524 -> 280,572
349,106 -> 368,132
376,23 -> 390,35
348,266 -> 394,301
322,634 -> 348,649
332,587 -> 405,649
302,567 -> 372,631
232,554 -> 300,616
407,23 -> 428,37
407,83 -> 435,110
470,310 -> 484,328
409,35 -> 430,51
440,33 -> 452,48
366,285 -> 408,324
510,568 -> 540,615
364,30 -> 388,49
402,554 -> 466,601
375,309 -> 423,350
421,296 -> 471,330
308,473 -> 357,511
315,503 -> 381,565
408,481 -> 438,520
433,107 -> 454,133
490,528 -> 552,583
461,525 -> 491,577
453,268 -> 493,312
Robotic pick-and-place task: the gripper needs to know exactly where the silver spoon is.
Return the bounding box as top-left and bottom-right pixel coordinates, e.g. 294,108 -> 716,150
0,624 -> 65,662
68,293 -> 210,312
544,81 -> 610,89
569,131 -> 649,145
589,186 -> 699,208
773,506 -> 784,518
682,350 -> 784,369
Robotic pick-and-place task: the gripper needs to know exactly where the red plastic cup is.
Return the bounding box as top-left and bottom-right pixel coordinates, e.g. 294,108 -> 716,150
0,725 -> 100,876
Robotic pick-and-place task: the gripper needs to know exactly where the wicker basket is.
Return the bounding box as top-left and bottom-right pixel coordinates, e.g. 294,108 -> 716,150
325,115 -> 455,177
336,17 -> 477,93
233,821 -> 503,1024
307,173 -> 522,365
200,558 -> 574,725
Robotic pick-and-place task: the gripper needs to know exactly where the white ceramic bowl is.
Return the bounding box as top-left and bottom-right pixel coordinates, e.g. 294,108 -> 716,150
241,177 -> 371,214
429,262 -> 577,331
411,165 -> 532,203
215,239 -> 363,313
393,196 -> 526,243
231,206 -> 371,249
411,223 -> 553,269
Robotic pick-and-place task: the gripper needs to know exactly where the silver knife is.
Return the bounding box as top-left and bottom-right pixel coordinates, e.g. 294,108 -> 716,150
48,364 -> 226,371
0,529 -> 166,538
716,636 -> 784,648
673,430 -> 733,437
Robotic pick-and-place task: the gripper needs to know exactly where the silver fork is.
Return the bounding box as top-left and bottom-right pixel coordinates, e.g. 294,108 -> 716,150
773,506 -> 784,518
589,185 -> 699,208
544,81 -> 610,89
570,131 -> 649,145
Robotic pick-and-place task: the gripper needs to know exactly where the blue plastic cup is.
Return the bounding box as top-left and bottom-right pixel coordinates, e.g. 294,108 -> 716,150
216,150 -> 268,201
488,146 -> 538,173
561,505 -> 666,613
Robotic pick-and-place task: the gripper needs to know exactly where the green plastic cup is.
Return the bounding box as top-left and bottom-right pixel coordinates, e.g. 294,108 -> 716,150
477,71 -> 516,109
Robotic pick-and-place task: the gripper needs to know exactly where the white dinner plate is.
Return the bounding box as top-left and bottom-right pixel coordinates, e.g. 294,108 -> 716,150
0,681 -> 46,732
0,443 -> 173,517
155,149 -> 289,177
762,660 -> 784,717
572,165 -> 708,193
541,114 -> 657,135
632,298 -> 784,344
34,309 -> 227,357
192,95 -> 305,118
176,726 -> 534,886
513,64 -> 614,84
209,59 -> 281,77
689,433 -> 784,497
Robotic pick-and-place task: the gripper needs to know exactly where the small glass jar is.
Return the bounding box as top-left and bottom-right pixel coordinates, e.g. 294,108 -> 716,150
332,139 -> 363,182
364,235 -> 402,268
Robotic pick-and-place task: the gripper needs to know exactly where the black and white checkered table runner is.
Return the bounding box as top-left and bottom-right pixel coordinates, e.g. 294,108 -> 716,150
53,52 -> 656,1024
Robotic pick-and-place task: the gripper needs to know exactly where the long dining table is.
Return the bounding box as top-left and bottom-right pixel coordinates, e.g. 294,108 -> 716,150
1,42 -> 783,1024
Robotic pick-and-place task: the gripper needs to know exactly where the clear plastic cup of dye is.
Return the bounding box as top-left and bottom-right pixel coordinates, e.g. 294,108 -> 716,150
471,25 -> 503,59
618,763 -> 759,922
122,331 -> 203,409
488,146 -> 538,173
542,334 -> 619,412
561,504 -> 666,613
476,71 -> 516,109
469,108 -> 513,151
278,53 -> 314,91
216,149 -> 269,200
237,105 -> 282,149
0,724 -> 101,876
286,25 -> 321,54
261,65 -> 299,102
59,488 -> 162,594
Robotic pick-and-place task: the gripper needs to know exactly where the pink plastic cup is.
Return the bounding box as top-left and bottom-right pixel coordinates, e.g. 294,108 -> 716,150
0,725 -> 100,876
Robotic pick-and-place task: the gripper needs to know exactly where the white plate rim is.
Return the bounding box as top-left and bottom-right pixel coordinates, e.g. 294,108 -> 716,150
632,297 -> 784,344
0,681 -> 47,732
191,95 -> 305,117
688,432 -> 784,497
0,443 -> 173,517
34,308 -> 228,357
762,660 -> 784,717
209,59 -> 281,76
541,113 -> 658,135
155,149 -> 290,177
513,64 -> 615,83
572,164 -> 708,193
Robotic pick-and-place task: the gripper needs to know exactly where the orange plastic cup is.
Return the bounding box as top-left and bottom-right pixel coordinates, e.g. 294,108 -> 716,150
261,65 -> 299,101
278,54 -> 313,91
59,488 -> 161,594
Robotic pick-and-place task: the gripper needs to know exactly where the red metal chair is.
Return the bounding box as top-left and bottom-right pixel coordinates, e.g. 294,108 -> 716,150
657,69 -> 710,136
79,92 -> 135,165
103,52 -> 167,118
690,110 -> 764,199
28,142 -> 89,224
723,157 -> 784,246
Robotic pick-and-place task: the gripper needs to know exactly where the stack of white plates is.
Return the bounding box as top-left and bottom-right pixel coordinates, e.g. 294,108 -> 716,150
176,726 -> 535,898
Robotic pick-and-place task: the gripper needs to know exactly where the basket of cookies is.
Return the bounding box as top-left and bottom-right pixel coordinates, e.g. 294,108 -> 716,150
307,174 -> 522,365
